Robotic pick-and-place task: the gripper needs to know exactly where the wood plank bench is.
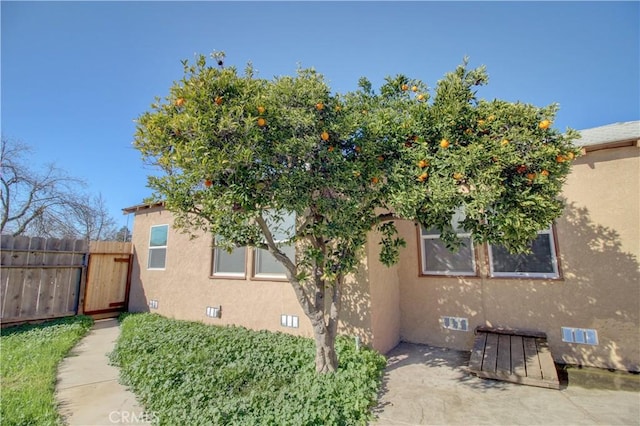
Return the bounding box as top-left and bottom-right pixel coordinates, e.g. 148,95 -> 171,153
469,326 -> 560,389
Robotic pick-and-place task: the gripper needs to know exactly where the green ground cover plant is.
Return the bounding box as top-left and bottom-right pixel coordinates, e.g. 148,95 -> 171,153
110,313 -> 387,425
1,316 -> 94,426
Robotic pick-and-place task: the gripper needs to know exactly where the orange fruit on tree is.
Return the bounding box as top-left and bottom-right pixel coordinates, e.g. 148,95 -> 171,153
215,96 -> 223,105
539,119 -> 551,129
175,98 -> 185,107
418,159 -> 428,168
464,128 -> 473,135
565,151 -> 575,160
440,139 -> 450,148
316,102 -> 324,111
371,176 -> 379,184
417,172 -> 428,182
477,119 -> 486,126
204,179 -> 213,187
453,172 -> 463,180
257,105 -> 265,114
257,117 -> 267,127
417,94 -> 426,102
556,155 -> 565,163
401,84 -> 409,91
335,105 -> 341,112
411,85 -> 418,92
321,131 -> 330,141
377,155 -> 384,162
355,146 -> 361,153
327,145 -> 334,152
526,172 -> 537,181
541,169 -> 550,176
501,139 -> 509,146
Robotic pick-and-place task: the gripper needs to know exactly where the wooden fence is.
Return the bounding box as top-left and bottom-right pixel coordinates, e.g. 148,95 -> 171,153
1,235 -> 87,324
0,235 -> 132,325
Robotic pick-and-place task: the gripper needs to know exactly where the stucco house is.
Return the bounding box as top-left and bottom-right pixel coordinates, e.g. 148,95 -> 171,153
124,120 -> 639,373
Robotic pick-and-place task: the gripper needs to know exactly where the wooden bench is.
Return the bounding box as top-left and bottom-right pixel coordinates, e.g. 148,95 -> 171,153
469,326 -> 560,389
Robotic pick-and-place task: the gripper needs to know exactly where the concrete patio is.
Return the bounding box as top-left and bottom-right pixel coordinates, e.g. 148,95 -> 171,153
372,342 -> 640,425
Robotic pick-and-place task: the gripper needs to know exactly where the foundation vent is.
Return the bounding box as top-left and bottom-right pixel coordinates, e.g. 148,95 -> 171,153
441,316 -> 468,331
561,327 -> 598,345
148,300 -> 158,309
281,314 -> 299,328
206,306 -> 222,318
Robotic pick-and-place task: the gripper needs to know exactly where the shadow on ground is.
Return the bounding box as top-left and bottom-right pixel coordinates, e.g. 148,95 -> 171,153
371,342 -> 640,426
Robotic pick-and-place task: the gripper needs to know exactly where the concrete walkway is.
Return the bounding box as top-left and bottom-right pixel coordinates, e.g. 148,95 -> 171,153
372,342 -> 640,426
55,321 -> 639,426
55,319 -> 151,425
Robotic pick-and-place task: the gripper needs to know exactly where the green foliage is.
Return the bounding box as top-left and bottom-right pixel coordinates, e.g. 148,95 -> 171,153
133,51 -> 580,371
134,52 -> 579,272
0,316 -> 94,426
110,313 -> 387,425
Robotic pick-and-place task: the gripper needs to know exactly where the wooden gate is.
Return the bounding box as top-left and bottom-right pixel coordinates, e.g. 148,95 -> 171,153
83,241 -> 132,317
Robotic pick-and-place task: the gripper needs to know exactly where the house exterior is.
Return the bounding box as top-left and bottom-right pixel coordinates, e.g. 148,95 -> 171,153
125,121 -> 640,372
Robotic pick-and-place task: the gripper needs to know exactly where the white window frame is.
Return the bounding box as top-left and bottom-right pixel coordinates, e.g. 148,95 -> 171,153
420,208 -> 476,276
147,224 -> 168,270
253,211 -> 296,280
488,226 -> 559,279
420,228 -> 477,276
211,239 -> 247,278
254,245 -> 295,279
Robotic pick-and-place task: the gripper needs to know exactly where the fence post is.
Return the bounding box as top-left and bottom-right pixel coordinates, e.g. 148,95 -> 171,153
76,252 -> 89,316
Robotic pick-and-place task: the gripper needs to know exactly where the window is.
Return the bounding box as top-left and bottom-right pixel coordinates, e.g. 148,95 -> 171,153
255,245 -> 295,278
421,228 -> 476,275
148,225 -> 168,269
212,240 -> 246,277
488,227 -> 559,279
254,211 -> 295,279
420,210 -> 476,276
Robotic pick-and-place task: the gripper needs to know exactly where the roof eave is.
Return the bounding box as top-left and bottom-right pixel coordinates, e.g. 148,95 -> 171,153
122,201 -> 165,215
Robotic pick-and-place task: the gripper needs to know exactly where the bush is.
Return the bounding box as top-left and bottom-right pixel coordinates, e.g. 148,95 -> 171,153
110,313 -> 386,425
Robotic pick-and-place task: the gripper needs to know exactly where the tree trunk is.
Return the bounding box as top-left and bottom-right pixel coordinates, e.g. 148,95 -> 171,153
312,321 -> 338,373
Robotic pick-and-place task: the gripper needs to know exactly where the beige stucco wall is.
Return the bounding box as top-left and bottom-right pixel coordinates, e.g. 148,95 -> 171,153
366,232 -> 401,354
396,144 -> 640,372
127,143 -> 639,370
129,207 -> 312,337
128,206 -> 375,347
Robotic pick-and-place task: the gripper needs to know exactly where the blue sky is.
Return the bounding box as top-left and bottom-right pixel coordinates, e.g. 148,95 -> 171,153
2,1 -> 639,231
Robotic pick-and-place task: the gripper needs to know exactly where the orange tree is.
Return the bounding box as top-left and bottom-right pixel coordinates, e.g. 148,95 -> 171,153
133,52 -> 580,373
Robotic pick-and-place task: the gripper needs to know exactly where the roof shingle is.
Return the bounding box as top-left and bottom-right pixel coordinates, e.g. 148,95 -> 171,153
574,121 -> 640,147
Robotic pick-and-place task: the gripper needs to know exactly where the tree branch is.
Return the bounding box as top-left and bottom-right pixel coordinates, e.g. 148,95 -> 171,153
376,212 -> 401,223
255,214 -> 322,323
